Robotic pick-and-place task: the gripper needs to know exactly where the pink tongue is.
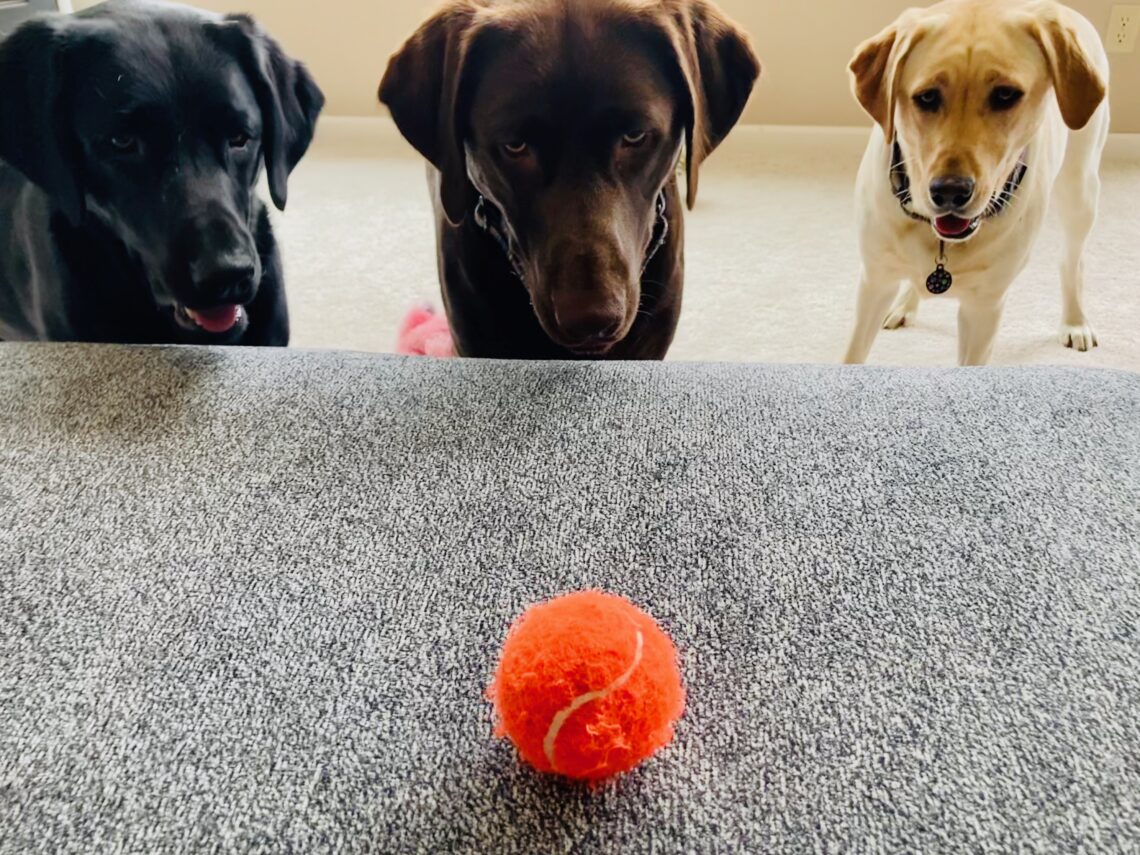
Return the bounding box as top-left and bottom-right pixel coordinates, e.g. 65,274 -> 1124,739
935,215 -> 972,237
188,305 -> 241,334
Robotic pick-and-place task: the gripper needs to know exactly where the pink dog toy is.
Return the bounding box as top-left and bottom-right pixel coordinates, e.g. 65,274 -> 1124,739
396,306 -> 456,358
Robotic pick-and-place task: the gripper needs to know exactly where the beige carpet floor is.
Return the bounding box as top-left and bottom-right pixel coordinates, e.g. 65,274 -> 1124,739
276,118 -> 1140,369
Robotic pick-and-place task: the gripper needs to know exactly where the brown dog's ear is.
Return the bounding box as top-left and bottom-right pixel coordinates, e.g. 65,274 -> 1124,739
849,11 -> 926,142
380,2 -> 482,225
1026,10 -> 1106,130
669,0 -> 761,210
0,18 -> 84,226
217,15 -> 326,212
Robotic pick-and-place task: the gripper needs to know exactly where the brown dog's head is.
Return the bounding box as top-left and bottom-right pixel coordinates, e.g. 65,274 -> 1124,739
850,0 -> 1105,242
380,0 -> 759,354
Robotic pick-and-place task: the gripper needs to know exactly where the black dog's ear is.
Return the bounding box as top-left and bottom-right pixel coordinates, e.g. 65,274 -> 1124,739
0,18 -> 84,225
665,0 -> 761,210
379,1 -> 486,226
218,16 -> 325,212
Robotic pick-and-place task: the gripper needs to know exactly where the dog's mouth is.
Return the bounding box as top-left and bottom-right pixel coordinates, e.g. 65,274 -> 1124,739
174,304 -> 248,336
933,214 -> 982,242
556,314 -> 637,358
568,340 -> 619,357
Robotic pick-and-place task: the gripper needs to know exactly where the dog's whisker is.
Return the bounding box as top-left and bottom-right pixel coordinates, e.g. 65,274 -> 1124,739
982,182 -> 1024,219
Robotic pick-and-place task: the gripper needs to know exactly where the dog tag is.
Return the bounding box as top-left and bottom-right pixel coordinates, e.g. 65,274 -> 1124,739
927,263 -> 953,295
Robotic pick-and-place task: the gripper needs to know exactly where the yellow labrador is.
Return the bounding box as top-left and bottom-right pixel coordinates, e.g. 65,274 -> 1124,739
844,0 -> 1109,366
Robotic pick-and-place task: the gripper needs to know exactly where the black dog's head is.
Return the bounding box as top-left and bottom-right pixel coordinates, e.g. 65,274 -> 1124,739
0,0 -> 324,339
381,0 -> 759,356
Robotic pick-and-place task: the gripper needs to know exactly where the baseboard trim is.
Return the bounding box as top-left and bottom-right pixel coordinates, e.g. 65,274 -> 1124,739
1106,134 -> 1140,161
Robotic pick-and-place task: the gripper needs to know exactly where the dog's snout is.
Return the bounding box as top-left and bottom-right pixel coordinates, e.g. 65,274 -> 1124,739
191,255 -> 258,305
182,215 -> 260,306
929,176 -> 976,212
553,297 -> 625,346
543,239 -> 634,350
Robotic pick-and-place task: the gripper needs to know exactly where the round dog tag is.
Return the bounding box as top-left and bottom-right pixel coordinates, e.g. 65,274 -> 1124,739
927,264 -> 953,295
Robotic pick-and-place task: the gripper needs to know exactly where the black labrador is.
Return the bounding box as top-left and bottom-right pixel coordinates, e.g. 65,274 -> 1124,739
0,0 -> 323,345
380,0 -> 759,359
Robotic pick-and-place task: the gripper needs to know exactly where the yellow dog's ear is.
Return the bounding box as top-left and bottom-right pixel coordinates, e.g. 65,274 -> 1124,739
849,11 -> 926,141
1026,10 -> 1106,130
379,1 -> 486,225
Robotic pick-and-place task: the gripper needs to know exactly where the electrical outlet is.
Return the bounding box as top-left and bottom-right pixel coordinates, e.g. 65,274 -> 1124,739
1107,4 -> 1140,54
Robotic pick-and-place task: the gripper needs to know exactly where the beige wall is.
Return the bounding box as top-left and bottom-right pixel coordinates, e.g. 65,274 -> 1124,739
74,0 -> 1140,132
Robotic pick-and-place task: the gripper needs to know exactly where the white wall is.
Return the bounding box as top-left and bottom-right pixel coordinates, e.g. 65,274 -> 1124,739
73,0 -> 1140,132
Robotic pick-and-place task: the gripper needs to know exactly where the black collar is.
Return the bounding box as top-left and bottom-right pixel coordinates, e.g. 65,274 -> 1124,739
890,139 -> 1029,226
473,191 -> 671,284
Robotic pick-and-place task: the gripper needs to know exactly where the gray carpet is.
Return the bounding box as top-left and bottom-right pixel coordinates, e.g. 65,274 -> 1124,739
1,344 -> 1138,854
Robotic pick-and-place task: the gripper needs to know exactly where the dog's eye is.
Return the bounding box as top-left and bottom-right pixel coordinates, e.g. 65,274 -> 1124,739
503,141 -> 529,158
621,131 -> 649,148
109,134 -> 139,154
914,89 -> 943,113
990,86 -> 1024,112
229,133 -> 252,149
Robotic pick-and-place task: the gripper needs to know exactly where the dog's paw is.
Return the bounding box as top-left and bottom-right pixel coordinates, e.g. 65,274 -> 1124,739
1059,323 -> 1099,353
883,304 -> 916,330
883,290 -> 919,331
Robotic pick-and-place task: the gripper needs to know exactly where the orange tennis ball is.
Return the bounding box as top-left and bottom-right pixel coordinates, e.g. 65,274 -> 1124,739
489,591 -> 685,782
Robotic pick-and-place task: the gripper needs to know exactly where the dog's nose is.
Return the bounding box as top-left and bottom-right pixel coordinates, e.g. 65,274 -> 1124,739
553,298 -> 625,347
191,255 -> 258,305
929,176 -> 976,212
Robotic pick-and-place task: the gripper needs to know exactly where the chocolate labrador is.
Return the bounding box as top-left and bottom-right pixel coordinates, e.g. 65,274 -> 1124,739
380,0 -> 760,359
0,0 -> 323,345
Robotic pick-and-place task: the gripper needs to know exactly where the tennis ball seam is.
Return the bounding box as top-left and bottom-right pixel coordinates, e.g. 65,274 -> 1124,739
542,626 -> 646,773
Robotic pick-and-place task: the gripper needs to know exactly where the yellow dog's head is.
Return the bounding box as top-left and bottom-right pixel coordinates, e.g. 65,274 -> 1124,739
850,0 -> 1106,241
